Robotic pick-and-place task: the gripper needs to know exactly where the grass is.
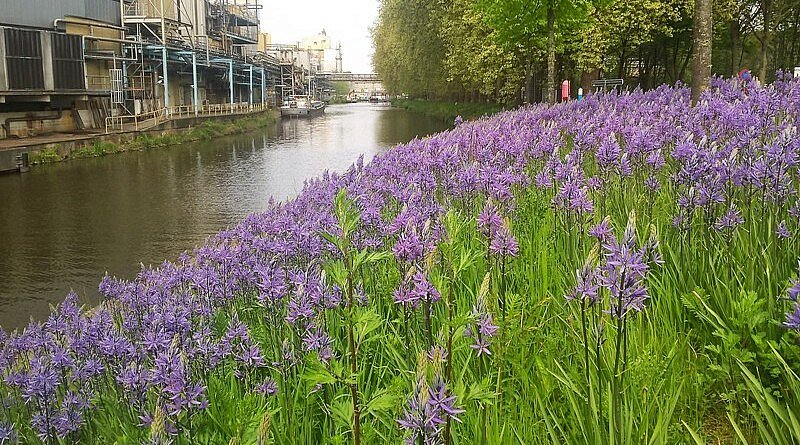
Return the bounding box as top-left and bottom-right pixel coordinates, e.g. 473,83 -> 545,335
28,147 -> 61,164
66,166 -> 797,444
6,86 -> 800,445
392,99 -> 503,122
27,113 -> 277,165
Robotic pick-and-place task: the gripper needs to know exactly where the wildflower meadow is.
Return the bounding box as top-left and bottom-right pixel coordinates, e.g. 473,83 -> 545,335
2,75 -> 800,444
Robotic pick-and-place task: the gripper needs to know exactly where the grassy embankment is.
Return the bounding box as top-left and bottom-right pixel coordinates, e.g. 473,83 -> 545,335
28,113 -> 278,165
392,98 -> 503,122
6,82 -> 800,445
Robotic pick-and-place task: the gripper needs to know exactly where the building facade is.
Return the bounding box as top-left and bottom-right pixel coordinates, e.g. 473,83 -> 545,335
0,0 -> 316,138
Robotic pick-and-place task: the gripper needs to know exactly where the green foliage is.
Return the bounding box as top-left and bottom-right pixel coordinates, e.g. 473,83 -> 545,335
372,0 -> 453,99
373,0 -> 799,97
26,113 -> 277,168
72,141 -> 121,158
29,147 -> 60,164
733,347 -> 800,445
19,131 -> 800,444
391,98 -> 502,122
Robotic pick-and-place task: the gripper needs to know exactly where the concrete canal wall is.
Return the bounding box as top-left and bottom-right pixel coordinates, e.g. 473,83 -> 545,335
0,109 -> 279,173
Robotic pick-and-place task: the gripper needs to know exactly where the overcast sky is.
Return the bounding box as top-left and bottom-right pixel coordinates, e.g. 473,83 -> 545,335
259,0 -> 379,73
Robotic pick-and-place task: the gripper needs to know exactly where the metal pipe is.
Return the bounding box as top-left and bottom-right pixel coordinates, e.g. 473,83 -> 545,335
229,59 -> 234,108
3,110 -> 63,137
261,68 -> 266,105
84,52 -> 138,62
248,64 -> 253,105
161,0 -> 170,116
82,35 -> 139,46
54,18 -> 125,31
192,52 -> 199,116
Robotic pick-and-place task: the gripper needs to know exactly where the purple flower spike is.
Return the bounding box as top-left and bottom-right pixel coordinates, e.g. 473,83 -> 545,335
477,201 -> 502,237
715,205 -> 744,232
256,377 -> 278,397
777,220 -> 792,239
567,263 -> 600,305
489,225 -> 519,257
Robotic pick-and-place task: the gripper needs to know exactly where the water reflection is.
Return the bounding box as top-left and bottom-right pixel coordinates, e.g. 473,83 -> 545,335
0,103 -> 447,329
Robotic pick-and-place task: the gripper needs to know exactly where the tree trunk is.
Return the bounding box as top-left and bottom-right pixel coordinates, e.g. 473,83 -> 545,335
760,0 -> 772,82
546,0 -> 556,104
730,19 -> 741,76
691,0 -> 712,105
525,55 -> 533,104
581,68 -> 600,94
791,8 -> 800,67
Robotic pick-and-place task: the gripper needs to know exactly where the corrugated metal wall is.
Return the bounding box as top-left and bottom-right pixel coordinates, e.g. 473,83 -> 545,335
84,0 -> 121,25
4,28 -> 44,90
2,0 -> 121,29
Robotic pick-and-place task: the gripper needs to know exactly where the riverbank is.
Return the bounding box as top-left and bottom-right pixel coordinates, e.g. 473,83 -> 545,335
2,80 -> 798,444
392,98 -> 503,122
8,110 -> 279,168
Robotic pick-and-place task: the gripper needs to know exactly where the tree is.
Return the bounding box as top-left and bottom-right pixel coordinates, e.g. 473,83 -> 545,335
372,0 -> 796,105
438,0 -> 523,103
691,0 -> 713,104
476,0 -> 587,103
547,0 -> 556,103
372,0 -> 452,98
577,0 -> 692,84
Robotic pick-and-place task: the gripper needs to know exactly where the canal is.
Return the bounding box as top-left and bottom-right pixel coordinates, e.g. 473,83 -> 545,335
0,103 -> 449,329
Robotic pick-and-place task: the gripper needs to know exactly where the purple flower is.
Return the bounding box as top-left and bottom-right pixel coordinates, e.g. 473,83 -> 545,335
782,261 -> 800,331
427,377 -> 464,421
595,215 -> 654,319
567,263 -> 600,305
411,272 -> 441,304
0,423 -> 17,443
777,220 -> 791,239
489,225 -> 519,257
398,369 -> 463,445
477,201 -> 502,237
715,205 -> 744,232
466,296 -> 497,357
256,377 -> 278,397
393,229 -> 425,263
469,336 -> 492,357
393,280 -> 417,308
236,343 -> 266,368
784,305 -> 800,330
644,177 -> 660,191
303,326 -> 334,363
589,217 -> 613,243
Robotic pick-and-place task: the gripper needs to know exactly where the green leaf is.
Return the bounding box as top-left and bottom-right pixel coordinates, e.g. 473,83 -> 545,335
332,398 -> 354,429
319,230 -> 341,251
355,308 -> 383,348
324,260 -> 349,288
365,388 -> 401,417
301,357 -> 337,392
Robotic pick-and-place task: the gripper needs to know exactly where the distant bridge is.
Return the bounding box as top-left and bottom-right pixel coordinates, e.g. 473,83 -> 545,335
314,72 -> 384,98
315,72 -> 380,82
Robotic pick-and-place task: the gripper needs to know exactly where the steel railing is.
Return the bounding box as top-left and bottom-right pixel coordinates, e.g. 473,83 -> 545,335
105,101 -> 269,133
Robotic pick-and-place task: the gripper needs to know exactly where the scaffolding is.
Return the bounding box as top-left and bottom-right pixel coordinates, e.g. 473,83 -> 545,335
107,0 -> 282,128
208,0 -> 261,54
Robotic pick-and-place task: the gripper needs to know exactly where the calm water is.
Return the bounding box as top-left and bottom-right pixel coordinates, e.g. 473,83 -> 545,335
0,103 -> 448,329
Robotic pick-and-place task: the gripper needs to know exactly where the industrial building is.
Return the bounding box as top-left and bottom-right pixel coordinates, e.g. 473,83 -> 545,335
0,0 -> 321,138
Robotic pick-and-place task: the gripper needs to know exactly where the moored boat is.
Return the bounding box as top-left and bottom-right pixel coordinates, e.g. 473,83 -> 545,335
280,96 -> 326,117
